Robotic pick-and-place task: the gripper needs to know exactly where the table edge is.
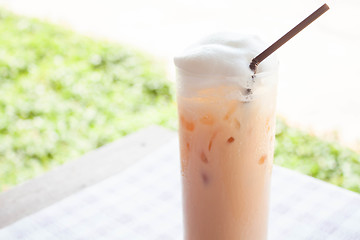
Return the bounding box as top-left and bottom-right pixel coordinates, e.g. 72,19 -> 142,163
0,125 -> 177,228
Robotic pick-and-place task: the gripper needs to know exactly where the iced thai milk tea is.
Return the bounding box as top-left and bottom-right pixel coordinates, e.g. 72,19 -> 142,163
175,33 -> 278,240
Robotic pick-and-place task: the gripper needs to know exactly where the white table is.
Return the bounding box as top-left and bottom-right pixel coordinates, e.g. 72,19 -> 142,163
0,126 -> 359,239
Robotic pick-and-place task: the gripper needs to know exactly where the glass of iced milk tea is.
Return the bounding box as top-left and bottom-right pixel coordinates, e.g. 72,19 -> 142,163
175,33 -> 279,240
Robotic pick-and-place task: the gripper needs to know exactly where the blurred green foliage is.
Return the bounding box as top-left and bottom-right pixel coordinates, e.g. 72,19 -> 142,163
275,119 -> 360,193
0,9 -> 359,193
0,9 -> 177,191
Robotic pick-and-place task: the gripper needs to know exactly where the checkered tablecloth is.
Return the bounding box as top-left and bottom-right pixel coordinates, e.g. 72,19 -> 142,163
1,138 -> 359,240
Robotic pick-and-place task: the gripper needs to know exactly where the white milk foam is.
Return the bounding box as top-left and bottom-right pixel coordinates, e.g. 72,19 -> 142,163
174,32 -> 278,97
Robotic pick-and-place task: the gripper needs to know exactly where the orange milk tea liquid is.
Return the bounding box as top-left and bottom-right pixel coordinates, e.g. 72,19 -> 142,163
177,75 -> 277,239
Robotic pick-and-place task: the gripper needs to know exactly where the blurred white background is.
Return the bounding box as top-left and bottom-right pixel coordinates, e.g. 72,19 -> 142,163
1,0 -> 359,149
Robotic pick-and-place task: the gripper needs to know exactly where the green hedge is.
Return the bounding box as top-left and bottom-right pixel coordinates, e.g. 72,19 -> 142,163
0,9 -> 177,191
275,119 -> 360,193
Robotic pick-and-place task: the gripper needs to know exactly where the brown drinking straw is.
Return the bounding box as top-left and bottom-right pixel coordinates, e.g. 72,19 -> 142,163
249,3 -> 330,72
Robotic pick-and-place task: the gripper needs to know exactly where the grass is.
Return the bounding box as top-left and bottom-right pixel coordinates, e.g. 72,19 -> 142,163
275,119 -> 360,193
0,9 -> 359,193
0,9 -> 177,191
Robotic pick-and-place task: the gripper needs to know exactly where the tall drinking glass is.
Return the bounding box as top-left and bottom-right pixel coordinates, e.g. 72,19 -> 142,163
176,65 -> 278,239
